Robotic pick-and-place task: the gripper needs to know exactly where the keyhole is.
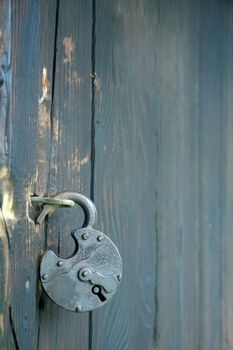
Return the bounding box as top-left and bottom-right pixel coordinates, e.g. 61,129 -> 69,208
92,285 -> 106,302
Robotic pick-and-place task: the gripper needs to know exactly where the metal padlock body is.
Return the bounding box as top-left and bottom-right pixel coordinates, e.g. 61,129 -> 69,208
40,226 -> 122,312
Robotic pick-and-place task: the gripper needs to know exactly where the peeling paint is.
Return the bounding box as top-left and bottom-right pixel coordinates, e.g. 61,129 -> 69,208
68,70 -> 82,86
53,117 -> 59,139
0,165 -> 7,179
25,279 -> 30,290
39,104 -> 50,137
62,37 -> 80,87
63,36 -> 75,64
0,313 -> 4,334
69,149 -> 89,172
0,30 -> 5,59
24,188 -> 37,226
91,72 -> 101,91
39,67 -> 50,104
0,165 -> 15,226
0,210 -> 9,303
91,72 -> 103,111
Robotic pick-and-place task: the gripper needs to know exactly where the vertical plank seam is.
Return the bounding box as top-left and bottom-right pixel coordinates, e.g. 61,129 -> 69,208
9,306 -> 19,350
153,1 -> 161,347
89,0 -> 97,349
36,1 -> 60,349
46,0 -> 60,196
90,0 -> 96,202
0,0 -> 13,347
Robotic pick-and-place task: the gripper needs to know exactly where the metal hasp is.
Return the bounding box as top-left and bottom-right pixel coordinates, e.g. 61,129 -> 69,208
35,191 -> 122,312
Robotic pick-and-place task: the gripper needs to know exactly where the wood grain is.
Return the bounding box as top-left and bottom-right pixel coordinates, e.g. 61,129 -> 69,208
0,0 -> 13,348
154,1 -> 201,349
197,2 -> 225,349
91,0 -> 233,350
92,1 -> 159,349
221,4 -> 233,350
1,1 -> 233,349
37,1 -> 93,349
7,0 -> 57,348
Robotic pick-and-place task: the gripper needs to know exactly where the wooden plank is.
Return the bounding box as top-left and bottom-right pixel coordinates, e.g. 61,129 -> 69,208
154,1 -> 201,349
38,1 -> 93,349
92,1 -> 231,350
2,0 -> 57,348
92,1 -> 159,349
197,2 -> 224,349
1,1 -> 232,349
0,1 -> 13,348
217,2 -> 233,350
148,1 -> 225,349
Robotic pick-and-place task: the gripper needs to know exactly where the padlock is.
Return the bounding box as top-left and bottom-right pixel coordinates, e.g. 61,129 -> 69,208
38,191 -> 122,312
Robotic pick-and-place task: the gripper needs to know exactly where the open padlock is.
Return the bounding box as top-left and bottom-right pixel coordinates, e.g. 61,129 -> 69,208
34,192 -> 122,312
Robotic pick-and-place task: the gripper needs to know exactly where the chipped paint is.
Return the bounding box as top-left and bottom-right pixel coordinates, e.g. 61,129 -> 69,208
0,30 -> 3,59
69,149 -> 89,172
39,104 -> 50,137
53,118 -> 59,139
39,67 -> 50,104
91,72 -> 103,112
68,70 -> 82,86
0,168 -> 11,303
24,188 -> 37,225
0,313 -> 4,334
91,72 -> 101,91
0,165 -> 15,225
63,37 -> 75,64
62,37 -> 81,86
80,155 -> 89,166
2,191 -> 15,223
0,165 -> 7,179
25,279 -> 30,290
0,211 -> 9,302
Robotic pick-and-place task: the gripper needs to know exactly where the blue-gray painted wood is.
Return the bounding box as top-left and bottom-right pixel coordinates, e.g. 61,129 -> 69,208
0,1 -> 13,348
91,0 -> 233,349
1,0 -> 233,349
92,1 -> 158,349
37,1 -> 93,349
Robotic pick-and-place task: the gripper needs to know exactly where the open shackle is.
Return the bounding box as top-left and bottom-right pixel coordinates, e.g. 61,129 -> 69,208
31,191 -> 97,227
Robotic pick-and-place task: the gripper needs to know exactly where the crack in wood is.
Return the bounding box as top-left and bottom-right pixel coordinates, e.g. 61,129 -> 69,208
9,306 -> 19,350
36,2 -> 60,350
89,1 -> 97,350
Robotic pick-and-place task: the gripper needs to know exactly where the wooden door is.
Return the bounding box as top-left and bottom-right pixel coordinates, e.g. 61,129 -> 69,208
1,0 -> 233,349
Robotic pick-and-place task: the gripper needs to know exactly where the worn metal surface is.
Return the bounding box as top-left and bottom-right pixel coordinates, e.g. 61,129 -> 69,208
38,191 -> 97,228
31,196 -> 75,207
40,191 -> 122,312
41,227 -> 122,312
33,191 -> 97,225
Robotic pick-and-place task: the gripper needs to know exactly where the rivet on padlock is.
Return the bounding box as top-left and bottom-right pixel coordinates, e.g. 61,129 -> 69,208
31,191 -> 122,312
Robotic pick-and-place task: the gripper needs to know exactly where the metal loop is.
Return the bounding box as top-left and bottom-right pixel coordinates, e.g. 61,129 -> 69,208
31,196 -> 75,207
32,192 -> 97,228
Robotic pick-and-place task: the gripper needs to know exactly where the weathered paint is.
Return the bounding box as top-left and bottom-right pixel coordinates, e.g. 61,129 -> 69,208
1,0 -> 233,349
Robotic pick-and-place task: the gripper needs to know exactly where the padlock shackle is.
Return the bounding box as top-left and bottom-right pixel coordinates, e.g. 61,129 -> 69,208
34,191 -> 97,227
53,191 -> 97,228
